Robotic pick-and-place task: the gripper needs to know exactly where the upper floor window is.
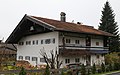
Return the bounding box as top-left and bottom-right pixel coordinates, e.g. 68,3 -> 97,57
26,41 -> 31,45
30,26 -> 34,31
53,38 -> 55,44
66,39 -> 71,44
45,39 -> 51,44
41,40 -> 43,44
75,40 -> 80,44
32,40 -> 35,45
18,42 -> 24,45
96,42 -> 99,46
36,40 -> 38,45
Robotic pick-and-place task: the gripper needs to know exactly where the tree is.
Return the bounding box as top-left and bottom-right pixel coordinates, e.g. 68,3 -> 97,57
98,1 -> 120,52
39,47 -> 63,69
19,67 -> 26,75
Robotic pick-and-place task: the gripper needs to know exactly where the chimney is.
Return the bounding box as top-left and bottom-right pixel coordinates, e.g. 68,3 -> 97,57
60,12 -> 66,22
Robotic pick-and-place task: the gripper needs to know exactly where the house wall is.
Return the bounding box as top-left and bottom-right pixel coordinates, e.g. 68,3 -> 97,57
59,35 -> 103,48
17,31 -> 105,67
17,31 -> 59,66
91,54 -> 105,66
59,35 -> 105,67
59,36 -> 86,46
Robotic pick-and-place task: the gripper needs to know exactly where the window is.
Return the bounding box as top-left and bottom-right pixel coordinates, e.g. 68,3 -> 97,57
33,40 -> 35,45
97,55 -> 99,59
65,59 -> 70,64
36,40 -> 38,45
66,39 -> 71,43
75,58 -> 80,63
96,42 -> 99,46
28,41 -> 31,45
19,56 -> 23,60
30,26 -> 34,31
53,38 -> 55,44
32,57 -> 37,61
40,58 -> 45,62
45,39 -> 51,44
26,41 -> 31,45
26,41 -> 28,45
25,56 -> 30,60
18,42 -> 24,45
41,40 -> 43,44
75,40 -> 80,44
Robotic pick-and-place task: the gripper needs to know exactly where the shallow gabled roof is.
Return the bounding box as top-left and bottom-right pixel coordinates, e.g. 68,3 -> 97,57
6,14 -> 114,44
31,16 -> 113,36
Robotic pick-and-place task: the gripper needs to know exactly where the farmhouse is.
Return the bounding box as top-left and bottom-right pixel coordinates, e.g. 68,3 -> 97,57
6,12 -> 113,68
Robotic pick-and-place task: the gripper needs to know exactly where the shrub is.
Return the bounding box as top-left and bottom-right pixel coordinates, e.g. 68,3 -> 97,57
114,63 -> 119,70
44,65 -> 50,75
81,64 -> 86,75
101,63 -> 105,73
92,63 -> 96,74
61,70 -> 64,75
108,64 -> 113,71
19,67 -> 26,75
67,70 -> 72,75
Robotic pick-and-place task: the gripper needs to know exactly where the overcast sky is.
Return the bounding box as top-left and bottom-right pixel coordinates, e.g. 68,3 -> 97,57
0,0 -> 120,41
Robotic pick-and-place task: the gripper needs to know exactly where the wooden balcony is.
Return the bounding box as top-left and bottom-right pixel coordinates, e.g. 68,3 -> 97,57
59,44 -> 109,56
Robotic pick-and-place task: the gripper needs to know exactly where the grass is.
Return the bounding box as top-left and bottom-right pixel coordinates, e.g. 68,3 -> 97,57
91,70 -> 120,75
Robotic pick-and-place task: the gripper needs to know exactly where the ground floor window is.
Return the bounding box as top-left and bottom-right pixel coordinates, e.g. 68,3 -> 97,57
75,58 -> 80,63
25,56 -> 30,60
32,57 -> 38,61
18,56 -> 23,60
40,58 -> 45,62
65,59 -> 70,64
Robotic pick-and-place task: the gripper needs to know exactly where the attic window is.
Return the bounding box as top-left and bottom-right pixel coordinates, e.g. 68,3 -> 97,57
30,26 -> 34,31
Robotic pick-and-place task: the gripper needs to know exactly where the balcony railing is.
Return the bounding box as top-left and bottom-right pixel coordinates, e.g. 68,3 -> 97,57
59,44 -> 109,55
59,44 -> 109,51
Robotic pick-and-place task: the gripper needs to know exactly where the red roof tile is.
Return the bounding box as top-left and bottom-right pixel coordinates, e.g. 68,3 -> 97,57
31,16 -> 113,36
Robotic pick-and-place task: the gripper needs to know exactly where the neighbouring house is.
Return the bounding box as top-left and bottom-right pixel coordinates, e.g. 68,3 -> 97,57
6,12 -> 113,68
0,40 -> 16,64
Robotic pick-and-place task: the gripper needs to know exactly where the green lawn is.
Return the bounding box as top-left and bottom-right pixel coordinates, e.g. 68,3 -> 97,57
92,70 -> 120,75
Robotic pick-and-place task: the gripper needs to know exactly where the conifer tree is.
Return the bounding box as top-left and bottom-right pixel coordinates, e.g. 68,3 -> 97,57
101,63 -> 105,73
81,64 -> 86,75
92,63 -> 96,74
99,1 -> 120,52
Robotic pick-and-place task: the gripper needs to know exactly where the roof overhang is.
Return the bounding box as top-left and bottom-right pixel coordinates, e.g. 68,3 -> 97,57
5,15 -> 55,44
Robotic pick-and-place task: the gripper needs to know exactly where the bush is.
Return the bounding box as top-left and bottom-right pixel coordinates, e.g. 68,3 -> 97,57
44,65 -> 50,75
81,64 -> 86,75
97,69 -> 102,73
92,63 -> 96,74
108,64 -> 113,71
114,63 -> 120,70
19,67 -> 26,75
101,63 -> 105,73
67,70 -> 72,75
61,70 -> 65,75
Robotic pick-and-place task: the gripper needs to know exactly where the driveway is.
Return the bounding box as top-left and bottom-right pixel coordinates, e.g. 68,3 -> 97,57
107,72 -> 120,75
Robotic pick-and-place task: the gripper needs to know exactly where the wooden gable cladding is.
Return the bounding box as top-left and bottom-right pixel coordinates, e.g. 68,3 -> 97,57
6,15 -> 53,44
